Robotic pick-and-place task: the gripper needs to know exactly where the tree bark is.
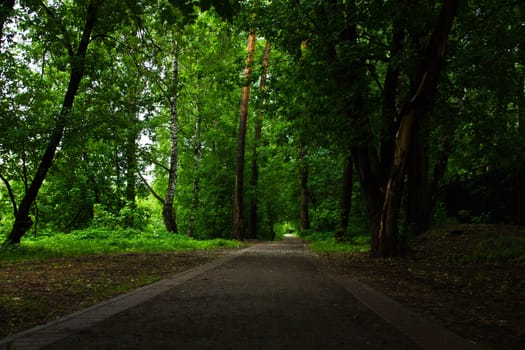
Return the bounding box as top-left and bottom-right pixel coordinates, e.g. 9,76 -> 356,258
300,167 -> 310,231
248,40 -> 270,239
0,172 -> 17,216
187,86 -> 202,238
299,147 -> 310,232
162,41 -> 179,233
335,152 -> 353,241
5,0 -> 101,245
124,84 -> 139,228
232,28 -> 256,241
351,144 -> 384,246
380,9 -> 405,180
404,116 -> 431,237
374,0 -> 459,257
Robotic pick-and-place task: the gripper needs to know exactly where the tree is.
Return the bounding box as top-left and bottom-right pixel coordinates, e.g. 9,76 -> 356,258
232,28 -> 256,240
248,40 -> 270,239
5,0 -> 103,244
376,0 -> 459,257
162,37 -> 180,233
335,152 -> 353,241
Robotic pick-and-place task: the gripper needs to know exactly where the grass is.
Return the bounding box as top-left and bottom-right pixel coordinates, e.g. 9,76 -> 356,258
302,223 -> 525,263
0,228 -> 243,262
301,231 -> 370,253
472,235 -> 525,263
419,224 -> 525,264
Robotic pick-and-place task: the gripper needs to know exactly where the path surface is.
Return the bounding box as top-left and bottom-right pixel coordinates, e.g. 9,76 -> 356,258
0,236 -> 480,350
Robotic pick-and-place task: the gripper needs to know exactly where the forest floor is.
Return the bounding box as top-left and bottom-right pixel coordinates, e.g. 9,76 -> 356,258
0,224 -> 524,349
319,224 -> 525,349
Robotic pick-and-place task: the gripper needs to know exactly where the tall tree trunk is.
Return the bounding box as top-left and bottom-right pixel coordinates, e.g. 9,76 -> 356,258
328,0 -> 383,243
404,116 -> 431,237
123,117 -> 138,228
351,145 -> 384,247
162,42 -> 179,233
5,0 -> 101,245
232,28 -> 256,241
187,86 -> 202,238
299,147 -> 310,232
248,40 -> 270,239
124,86 -> 139,215
335,153 -> 353,241
374,0 -> 459,257
380,8 -> 405,179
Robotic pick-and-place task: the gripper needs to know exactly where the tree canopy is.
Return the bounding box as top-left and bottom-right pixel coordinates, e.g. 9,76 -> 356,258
1,0 -> 524,257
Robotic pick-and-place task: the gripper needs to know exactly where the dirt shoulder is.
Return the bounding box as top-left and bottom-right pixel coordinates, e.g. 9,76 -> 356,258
318,224 -> 525,350
0,250 -> 227,338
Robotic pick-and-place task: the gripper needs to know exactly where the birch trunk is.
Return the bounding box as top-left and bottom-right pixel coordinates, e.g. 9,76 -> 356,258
162,42 -> 179,233
187,86 -> 202,237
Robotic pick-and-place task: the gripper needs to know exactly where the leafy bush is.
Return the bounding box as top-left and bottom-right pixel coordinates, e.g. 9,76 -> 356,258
91,203 -> 151,230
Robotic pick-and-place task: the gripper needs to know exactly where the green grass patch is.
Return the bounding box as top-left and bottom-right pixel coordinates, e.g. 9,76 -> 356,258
469,235 -> 525,263
302,231 -> 370,253
0,228 -> 243,261
417,224 -> 525,264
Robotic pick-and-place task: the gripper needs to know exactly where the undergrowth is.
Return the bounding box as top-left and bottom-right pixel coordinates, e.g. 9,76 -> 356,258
0,228 -> 243,261
302,231 -> 370,253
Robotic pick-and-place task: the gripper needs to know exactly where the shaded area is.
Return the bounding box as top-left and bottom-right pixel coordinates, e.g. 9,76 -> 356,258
39,238 -> 418,350
321,224 -> 525,350
0,251 -> 224,338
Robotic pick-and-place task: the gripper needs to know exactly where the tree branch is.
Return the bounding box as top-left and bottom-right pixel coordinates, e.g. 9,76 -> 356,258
0,172 -> 18,216
37,0 -> 74,58
138,172 -> 164,204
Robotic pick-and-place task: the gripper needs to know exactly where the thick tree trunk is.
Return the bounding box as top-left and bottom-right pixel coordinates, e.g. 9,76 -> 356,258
335,153 -> 353,241
351,145 -> 384,246
405,117 -> 431,236
5,0 -> 101,245
248,40 -> 270,239
380,11 -> 405,179
232,29 -> 256,241
163,44 -> 179,233
374,0 -> 459,257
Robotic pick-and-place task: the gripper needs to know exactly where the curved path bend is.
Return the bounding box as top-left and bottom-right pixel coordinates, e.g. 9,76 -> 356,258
0,236 -> 480,350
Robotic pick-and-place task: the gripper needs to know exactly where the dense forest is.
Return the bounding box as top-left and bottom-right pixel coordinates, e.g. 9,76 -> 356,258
1,0 -> 524,257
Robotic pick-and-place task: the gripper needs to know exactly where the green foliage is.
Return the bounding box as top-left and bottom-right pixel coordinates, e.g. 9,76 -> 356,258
91,203 -> 151,230
1,0 -> 524,258
302,231 -> 370,253
416,226 -> 525,264
0,228 -> 242,261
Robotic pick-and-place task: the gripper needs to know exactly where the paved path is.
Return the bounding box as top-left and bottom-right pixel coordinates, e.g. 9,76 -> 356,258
0,236 -> 481,350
